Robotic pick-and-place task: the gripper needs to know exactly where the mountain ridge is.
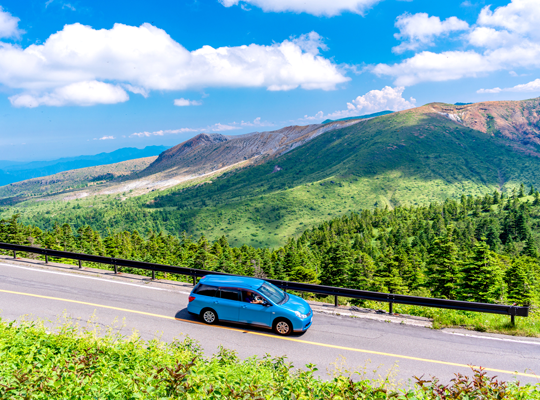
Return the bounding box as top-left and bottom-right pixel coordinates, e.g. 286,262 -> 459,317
0,145 -> 170,187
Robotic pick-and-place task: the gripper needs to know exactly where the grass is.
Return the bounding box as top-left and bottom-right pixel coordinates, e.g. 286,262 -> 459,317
363,301 -> 540,337
1,317 -> 539,399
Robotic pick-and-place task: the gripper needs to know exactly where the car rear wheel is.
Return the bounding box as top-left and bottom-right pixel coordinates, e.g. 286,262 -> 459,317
273,318 -> 292,336
201,308 -> 218,325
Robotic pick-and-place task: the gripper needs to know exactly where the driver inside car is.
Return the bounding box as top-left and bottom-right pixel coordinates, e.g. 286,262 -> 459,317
244,290 -> 265,304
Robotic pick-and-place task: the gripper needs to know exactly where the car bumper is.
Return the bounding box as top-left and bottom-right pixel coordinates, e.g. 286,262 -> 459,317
294,315 -> 313,332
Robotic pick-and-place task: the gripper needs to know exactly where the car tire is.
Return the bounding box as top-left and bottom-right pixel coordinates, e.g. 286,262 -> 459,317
200,308 -> 218,325
273,318 -> 292,336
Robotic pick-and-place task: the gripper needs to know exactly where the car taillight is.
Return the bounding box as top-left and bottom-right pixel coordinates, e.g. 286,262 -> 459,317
188,296 -> 196,302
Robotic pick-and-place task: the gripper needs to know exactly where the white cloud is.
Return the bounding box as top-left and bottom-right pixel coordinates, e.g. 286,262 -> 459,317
477,0 -> 540,39
374,0 -> 540,86
98,136 -> 115,140
123,84 -> 149,98
9,80 -> 129,107
174,98 -> 203,106
239,117 -> 273,127
130,117 -> 273,138
467,27 -> 517,48
303,86 -> 415,121
478,78 -> 540,93
393,13 -> 468,53
476,87 -> 502,94
0,6 -> 23,39
0,21 -> 348,107
373,50 -> 496,86
219,0 -> 382,16
131,128 -> 199,138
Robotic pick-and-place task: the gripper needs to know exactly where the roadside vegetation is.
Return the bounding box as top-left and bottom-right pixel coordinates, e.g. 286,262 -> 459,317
1,318 -> 539,399
2,188 -> 540,335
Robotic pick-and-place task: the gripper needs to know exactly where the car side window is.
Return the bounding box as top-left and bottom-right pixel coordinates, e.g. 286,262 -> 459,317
219,289 -> 241,301
194,284 -> 218,297
242,290 -> 265,304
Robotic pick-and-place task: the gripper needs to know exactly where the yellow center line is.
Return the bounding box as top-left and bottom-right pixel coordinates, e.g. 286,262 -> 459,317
0,288 -> 538,379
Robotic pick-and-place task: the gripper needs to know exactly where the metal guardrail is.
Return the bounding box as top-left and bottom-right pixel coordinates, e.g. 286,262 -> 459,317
0,242 -> 529,324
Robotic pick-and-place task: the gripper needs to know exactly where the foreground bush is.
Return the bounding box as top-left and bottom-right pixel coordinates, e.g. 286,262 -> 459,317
0,318 -> 539,399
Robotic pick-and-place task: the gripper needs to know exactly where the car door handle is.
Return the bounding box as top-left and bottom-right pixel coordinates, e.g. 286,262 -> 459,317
213,301 -> 219,304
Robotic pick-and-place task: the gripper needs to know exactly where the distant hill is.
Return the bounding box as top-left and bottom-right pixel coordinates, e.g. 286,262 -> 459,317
321,110 -> 393,124
0,156 -> 158,203
0,146 -> 170,187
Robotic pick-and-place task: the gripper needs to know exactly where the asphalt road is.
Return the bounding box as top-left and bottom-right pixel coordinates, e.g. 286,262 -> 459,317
0,259 -> 539,387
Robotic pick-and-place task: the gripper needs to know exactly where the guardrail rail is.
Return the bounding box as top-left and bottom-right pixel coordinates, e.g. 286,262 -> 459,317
0,241 -> 529,324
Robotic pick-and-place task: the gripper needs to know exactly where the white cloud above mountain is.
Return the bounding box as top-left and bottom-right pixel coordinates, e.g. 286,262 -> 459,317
477,78 -> 540,93
374,0 -> 540,86
0,21 -> 349,108
131,117 -> 273,138
304,86 -> 415,121
174,98 -> 202,106
9,81 -> 129,108
218,0 -> 382,16
0,6 -> 23,39
393,13 -> 468,53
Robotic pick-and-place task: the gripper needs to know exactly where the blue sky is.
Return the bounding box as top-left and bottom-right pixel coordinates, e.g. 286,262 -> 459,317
1,0 -> 539,161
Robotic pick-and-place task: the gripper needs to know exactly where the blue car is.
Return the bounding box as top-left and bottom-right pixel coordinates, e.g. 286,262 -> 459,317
187,275 -> 313,335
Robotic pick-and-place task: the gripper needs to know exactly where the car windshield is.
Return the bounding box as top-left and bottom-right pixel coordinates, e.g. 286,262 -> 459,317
258,282 -> 287,305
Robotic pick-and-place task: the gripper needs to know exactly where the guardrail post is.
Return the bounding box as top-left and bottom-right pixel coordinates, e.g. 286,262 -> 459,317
152,270 -> 155,280
78,260 -> 82,269
192,276 -> 196,286
389,302 -> 394,315
334,295 -> 338,307
13,250 -> 16,259
510,306 -> 516,326
45,254 -> 48,264
113,260 -> 118,274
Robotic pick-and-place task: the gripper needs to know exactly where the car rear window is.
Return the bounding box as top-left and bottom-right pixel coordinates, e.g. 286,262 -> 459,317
194,284 -> 218,297
219,289 -> 241,301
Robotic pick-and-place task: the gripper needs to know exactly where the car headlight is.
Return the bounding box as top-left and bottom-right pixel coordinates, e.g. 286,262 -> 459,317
294,311 -> 308,319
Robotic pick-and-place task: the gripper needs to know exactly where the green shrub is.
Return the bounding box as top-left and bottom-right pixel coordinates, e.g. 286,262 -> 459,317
1,318 -> 539,399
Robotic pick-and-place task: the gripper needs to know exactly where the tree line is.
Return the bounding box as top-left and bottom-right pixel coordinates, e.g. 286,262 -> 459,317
1,184 -> 539,306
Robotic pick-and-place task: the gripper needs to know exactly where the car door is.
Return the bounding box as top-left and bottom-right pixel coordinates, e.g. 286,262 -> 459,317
215,288 -> 241,322
239,291 -> 273,327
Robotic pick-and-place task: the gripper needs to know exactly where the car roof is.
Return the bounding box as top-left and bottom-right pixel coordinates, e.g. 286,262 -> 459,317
200,274 -> 265,290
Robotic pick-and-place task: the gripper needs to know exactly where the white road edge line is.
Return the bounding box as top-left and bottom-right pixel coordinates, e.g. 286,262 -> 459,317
0,262 -> 192,295
442,330 -> 540,346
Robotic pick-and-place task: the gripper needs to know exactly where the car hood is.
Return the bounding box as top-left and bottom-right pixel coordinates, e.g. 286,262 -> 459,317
280,294 -> 312,315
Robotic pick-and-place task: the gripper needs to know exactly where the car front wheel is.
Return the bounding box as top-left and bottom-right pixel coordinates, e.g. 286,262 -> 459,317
201,308 -> 218,325
273,318 -> 292,336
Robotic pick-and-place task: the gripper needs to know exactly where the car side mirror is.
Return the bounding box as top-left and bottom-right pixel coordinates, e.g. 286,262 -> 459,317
263,301 -> 271,307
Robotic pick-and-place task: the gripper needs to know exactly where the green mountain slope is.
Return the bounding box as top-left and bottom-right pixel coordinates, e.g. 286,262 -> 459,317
8,101 -> 540,248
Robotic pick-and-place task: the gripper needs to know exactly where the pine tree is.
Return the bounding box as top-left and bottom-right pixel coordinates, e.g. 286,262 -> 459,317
522,235 -> 539,258
505,256 -> 538,305
426,228 -> 461,299
492,190 -> 500,205
459,241 -> 505,303
534,191 -> 540,206
348,252 -> 377,291
319,241 -> 352,288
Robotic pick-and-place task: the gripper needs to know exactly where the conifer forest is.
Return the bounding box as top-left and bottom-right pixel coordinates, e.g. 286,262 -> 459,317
2,184 -> 540,309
